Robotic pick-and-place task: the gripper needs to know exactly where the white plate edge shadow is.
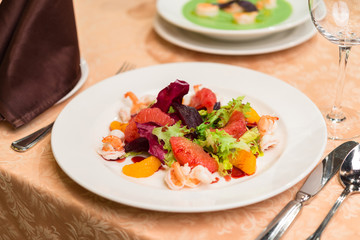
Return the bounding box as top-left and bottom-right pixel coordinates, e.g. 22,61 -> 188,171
51,62 -> 327,212
153,15 -> 317,55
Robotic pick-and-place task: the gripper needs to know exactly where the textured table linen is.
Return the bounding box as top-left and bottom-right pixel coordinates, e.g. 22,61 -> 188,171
1,0 -> 360,239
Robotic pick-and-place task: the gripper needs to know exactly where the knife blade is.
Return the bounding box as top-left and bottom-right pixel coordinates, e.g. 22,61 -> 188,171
255,140 -> 359,240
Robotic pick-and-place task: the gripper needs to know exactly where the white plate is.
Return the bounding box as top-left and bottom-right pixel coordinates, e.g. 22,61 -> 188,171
51,62 -> 326,213
56,59 -> 89,104
157,0 -> 310,41
154,15 -> 317,55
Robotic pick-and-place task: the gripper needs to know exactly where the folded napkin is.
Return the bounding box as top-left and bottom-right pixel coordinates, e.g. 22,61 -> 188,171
0,0 -> 81,128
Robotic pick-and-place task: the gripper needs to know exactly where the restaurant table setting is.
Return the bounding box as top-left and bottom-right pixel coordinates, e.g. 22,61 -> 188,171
1,0 -> 360,239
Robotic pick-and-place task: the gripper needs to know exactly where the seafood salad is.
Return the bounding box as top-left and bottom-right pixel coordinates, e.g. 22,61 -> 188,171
195,0 -> 278,25
98,80 -> 279,190
183,0 -> 292,30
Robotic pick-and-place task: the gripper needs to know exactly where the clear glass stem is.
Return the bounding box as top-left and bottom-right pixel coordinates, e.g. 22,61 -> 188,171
327,46 -> 351,123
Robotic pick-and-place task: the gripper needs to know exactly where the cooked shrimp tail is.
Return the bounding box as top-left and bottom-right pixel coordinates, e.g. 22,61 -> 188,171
258,115 -> 279,136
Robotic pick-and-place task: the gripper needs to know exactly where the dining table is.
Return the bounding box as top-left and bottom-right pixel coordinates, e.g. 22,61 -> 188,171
1,0 -> 360,239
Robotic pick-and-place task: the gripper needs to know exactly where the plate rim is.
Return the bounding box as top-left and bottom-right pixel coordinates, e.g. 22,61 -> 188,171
51,62 -> 327,212
153,15 -> 317,55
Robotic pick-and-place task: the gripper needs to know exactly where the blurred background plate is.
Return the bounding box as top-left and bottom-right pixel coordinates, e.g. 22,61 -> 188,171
157,0 -> 310,41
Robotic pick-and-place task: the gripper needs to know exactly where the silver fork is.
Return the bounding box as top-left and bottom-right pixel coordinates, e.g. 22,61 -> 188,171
11,62 -> 135,152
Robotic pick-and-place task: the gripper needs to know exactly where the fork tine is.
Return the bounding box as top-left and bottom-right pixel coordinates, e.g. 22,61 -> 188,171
116,62 -> 128,74
116,61 -> 135,74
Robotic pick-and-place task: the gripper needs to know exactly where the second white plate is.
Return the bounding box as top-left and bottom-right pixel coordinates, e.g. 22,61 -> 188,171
154,15 -> 317,55
56,59 -> 89,104
157,0 -> 310,41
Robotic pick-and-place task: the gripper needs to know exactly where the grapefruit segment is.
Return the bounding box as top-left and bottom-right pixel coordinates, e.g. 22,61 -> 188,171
124,108 -> 175,143
189,88 -> 217,113
170,136 -> 218,173
221,110 -> 247,139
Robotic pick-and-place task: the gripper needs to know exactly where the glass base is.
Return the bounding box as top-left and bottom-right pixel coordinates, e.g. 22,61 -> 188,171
321,106 -> 360,140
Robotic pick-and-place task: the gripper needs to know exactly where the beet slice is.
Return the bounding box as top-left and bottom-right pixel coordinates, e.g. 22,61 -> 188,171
172,102 -> 203,129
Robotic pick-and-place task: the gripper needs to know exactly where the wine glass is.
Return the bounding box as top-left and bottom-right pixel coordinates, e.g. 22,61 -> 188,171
309,0 -> 360,140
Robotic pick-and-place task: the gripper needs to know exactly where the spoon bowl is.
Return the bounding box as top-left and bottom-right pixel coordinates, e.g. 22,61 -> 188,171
340,146 -> 360,190
307,143 -> 360,240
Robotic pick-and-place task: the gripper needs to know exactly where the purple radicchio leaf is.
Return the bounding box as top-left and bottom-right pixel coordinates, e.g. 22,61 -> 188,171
217,0 -> 236,8
237,0 -> 258,12
136,122 -> 166,163
151,79 -> 189,113
218,0 -> 258,12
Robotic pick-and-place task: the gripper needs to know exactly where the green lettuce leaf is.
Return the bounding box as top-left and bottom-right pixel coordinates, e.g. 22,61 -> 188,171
152,121 -> 192,166
195,129 -> 250,176
196,96 -> 251,137
239,127 -> 263,157
240,126 -> 260,143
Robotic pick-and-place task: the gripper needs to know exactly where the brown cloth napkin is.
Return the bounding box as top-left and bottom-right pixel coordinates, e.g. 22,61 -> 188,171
0,0 -> 81,128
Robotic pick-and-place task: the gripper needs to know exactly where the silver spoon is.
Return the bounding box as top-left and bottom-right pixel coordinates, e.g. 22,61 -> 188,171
307,144 -> 360,240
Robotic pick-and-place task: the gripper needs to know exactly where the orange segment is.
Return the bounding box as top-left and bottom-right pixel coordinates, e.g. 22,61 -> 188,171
230,149 -> 256,175
122,156 -> 162,178
119,123 -> 129,132
110,120 -> 128,132
245,107 -> 261,124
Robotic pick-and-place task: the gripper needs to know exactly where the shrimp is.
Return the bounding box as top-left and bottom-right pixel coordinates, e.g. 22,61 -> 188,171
119,109 -> 131,123
102,135 -> 124,151
165,163 -> 217,190
233,12 -> 258,25
263,0 -> 277,9
258,115 -> 279,151
256,1 -> 265,10
256,0 -> 277,9
223,2 -> 244,14
183,164 -> 201,188
109,129 -> 125,139
258,115 -> 279,136
193,84 -> 201,93
98,131 -> 125,160
190,165 -> 216,184
260,134 -> 279,151
182,86 -> 200,105
165,162 -> 186,190
124,91 -> 152,115
196,3 -> 219,17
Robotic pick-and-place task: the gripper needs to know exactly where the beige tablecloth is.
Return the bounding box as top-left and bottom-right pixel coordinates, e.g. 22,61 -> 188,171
1,0 -> 360,239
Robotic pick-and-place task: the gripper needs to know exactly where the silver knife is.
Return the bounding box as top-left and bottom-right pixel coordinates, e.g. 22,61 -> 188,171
255,140 -> 359,240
